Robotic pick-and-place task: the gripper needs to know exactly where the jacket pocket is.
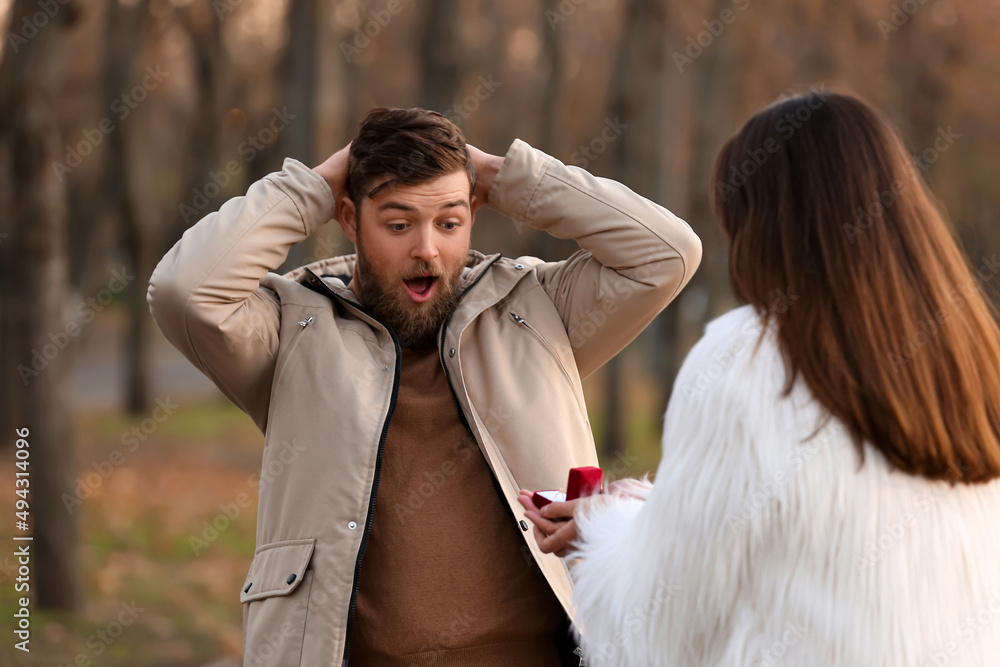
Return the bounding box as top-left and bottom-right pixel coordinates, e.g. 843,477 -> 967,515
240,538 -> 316,667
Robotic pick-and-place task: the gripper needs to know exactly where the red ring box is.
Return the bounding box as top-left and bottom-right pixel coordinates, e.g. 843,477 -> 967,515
531,466 -> 604,514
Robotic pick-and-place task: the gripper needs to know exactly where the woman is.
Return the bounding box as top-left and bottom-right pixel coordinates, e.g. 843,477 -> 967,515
519,91 -> 1000,666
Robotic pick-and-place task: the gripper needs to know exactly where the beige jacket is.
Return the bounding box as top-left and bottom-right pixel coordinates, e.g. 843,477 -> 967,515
147,138 -> 701,666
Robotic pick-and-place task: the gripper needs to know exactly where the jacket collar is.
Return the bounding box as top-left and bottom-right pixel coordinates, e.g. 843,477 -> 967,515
284,249 -> 505,304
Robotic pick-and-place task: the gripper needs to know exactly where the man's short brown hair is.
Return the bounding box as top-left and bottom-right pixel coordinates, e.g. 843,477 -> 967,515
347,108 -> 476,209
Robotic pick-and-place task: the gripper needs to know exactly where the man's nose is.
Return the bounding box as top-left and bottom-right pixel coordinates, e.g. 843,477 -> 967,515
410,226 -> 439,261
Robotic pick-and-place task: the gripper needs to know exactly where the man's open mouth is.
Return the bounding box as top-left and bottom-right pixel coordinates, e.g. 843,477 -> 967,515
402,274 -> 438,303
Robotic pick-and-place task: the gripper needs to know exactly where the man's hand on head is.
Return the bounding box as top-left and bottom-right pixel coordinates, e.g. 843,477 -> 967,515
313,142 -> 351,205
467,144 -> 504,209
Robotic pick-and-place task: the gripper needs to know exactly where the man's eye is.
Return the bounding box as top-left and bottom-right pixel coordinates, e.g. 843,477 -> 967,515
388,223 -> 408,232
440,221 -> 459,231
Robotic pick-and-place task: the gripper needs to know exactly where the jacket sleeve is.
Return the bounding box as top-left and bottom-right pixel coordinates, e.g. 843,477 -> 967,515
146,158 -> 335,431
488,138 -> 702,379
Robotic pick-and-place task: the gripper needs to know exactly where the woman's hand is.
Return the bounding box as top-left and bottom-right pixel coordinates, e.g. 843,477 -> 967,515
517,490 -> 583,557
517,478 -> 653,557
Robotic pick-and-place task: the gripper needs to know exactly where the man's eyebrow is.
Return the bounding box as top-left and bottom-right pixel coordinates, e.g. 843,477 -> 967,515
375,200 -> 470,212
376,201 -> 418,212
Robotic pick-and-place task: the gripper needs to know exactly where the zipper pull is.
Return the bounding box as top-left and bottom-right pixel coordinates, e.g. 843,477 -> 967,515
298,316 -> 314,327
510,312 -> 526,325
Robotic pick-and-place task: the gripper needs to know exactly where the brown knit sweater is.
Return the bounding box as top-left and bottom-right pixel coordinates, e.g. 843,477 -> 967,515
347,341 -> 566,666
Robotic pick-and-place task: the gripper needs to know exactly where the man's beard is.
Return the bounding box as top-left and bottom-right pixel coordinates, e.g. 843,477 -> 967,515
353,239 -> 466,348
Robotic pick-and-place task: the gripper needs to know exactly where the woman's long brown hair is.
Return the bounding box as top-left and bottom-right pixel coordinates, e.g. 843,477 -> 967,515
712,90 -> 1000,483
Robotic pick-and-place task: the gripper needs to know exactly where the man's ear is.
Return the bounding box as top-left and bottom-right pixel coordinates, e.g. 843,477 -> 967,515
337,198 -> 358,244
470,193 -> 481,221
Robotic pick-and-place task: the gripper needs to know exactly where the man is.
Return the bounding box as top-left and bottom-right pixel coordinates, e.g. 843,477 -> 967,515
147,108 -> 701,666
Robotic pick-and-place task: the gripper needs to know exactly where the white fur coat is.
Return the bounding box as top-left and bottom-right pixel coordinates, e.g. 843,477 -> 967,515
570,304 -> 1000,666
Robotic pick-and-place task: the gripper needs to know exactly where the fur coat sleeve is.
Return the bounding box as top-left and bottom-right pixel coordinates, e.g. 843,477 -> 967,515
569,304 -> 1000,667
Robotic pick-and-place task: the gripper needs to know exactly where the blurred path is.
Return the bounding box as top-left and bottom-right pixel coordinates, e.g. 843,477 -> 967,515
67,306 -> 223,414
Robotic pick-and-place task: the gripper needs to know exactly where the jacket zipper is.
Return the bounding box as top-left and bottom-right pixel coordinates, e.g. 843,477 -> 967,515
508,312 -> 588,421
304,259 -> 516,665
269,316 -> 314,388
300,271 -> 401,667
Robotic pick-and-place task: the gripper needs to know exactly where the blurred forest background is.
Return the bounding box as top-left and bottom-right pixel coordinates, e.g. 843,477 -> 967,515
0,0 -> 998,663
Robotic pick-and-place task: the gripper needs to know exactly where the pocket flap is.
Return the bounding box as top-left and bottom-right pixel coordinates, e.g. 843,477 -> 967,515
240,538 -> 316,603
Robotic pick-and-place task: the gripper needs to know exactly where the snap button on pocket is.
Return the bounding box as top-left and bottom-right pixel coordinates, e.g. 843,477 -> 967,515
244,582 -> 252,593
286,573 -> 297,584
348,521 -> 358,530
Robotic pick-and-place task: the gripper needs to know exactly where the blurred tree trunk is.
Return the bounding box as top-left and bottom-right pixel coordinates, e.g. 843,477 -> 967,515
277,0 -> 319,272
417,0 -> 463,112
600,0 -> 670,460
0,0 -> 82,610
526,0 -> 569,262
161,2 -> 223,253
104,0 -> 152,414
673,0 -> 733,394
538,0 -> 563,155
